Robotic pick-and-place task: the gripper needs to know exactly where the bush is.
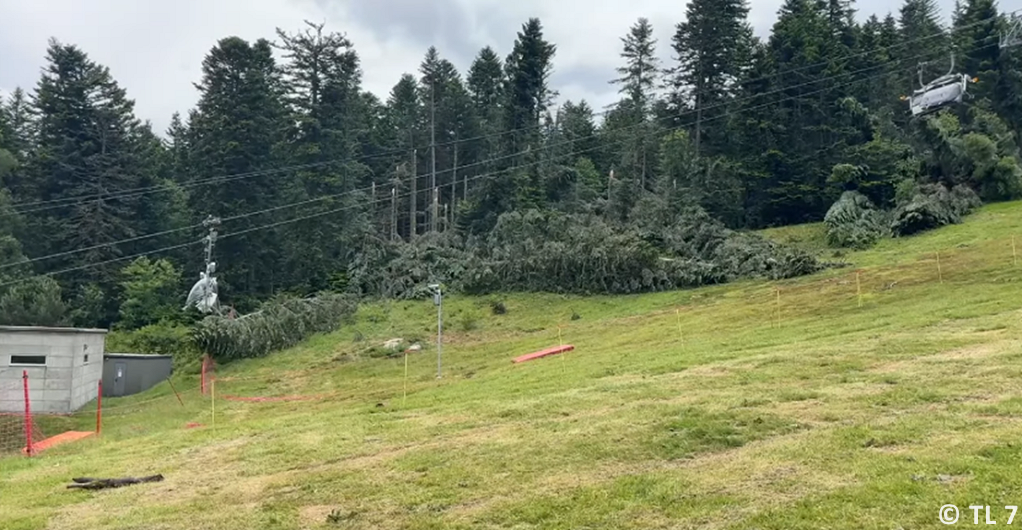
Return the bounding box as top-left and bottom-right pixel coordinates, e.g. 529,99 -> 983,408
192,293 -> 358,362
0,276 -> 68,326
823,191 -> 890,249
106,323 -> 200,372
891,183 -> 981,236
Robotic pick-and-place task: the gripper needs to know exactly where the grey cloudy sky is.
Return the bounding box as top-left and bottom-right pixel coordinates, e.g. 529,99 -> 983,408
0,0 -> 959,136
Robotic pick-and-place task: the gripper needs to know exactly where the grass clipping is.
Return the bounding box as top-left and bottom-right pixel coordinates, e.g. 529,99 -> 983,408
192,293 -> 357,362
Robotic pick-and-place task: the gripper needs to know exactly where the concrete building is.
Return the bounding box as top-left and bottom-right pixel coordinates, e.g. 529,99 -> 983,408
0,326 -> 107,414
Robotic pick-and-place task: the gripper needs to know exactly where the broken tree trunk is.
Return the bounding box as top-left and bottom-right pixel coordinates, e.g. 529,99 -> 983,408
67,474 -> 164,490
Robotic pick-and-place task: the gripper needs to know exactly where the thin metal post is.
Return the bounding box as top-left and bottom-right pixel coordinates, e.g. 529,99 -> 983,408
430,284 -> 443,379
437,290 -> 443,379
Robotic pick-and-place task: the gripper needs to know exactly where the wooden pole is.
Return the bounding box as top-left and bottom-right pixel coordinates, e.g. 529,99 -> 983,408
96,381 -> 102,434
23,371 -> 33,457
403,350 -> 408,406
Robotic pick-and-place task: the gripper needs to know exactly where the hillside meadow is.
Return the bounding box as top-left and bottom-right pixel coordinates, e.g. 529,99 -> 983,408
5,202 -> 1022,528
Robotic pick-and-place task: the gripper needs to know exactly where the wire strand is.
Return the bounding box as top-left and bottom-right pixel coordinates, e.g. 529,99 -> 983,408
8,9 -> 1014,214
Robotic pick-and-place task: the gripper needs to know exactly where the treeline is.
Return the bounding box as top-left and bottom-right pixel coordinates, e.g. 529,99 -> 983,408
0,0 -> 1020,337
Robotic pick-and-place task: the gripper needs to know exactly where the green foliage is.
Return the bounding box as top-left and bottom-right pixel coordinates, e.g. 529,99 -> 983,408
192,293 -> 358,362
824,190 -> 890,249
353,207 -> 822,298
891,183 -> 982,236
107,323 -> 199,371
0,276 -> 68,327
117,257 -> 183,330
5,5 -> 1022,335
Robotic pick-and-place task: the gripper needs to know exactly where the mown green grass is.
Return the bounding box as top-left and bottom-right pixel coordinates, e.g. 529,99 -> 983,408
5,202 -> 1022,529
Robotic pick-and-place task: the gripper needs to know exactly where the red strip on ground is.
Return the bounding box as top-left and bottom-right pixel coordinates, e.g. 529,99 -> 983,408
513,344 -> 574,363
23,431 -> 94,455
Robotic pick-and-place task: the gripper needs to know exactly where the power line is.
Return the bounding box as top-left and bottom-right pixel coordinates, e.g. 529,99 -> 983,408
8,8 -> 1015,215
3,39 -> 991,289
2,38 -> 993,274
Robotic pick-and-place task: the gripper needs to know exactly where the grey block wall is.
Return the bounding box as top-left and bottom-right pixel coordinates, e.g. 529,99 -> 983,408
103,354 -> 173,397
0,326 -> 107,414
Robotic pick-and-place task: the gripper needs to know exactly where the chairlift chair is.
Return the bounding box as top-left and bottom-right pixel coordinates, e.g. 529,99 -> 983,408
904,53 -> 974,116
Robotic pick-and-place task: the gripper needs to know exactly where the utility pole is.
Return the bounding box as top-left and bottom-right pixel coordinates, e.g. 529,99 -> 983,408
429,284 -> 443,378
450,141 -> 458,215
409,149 -> 417,238
429,79 -> 437,233
432,187 -> 439,234
390,184 -> 397,241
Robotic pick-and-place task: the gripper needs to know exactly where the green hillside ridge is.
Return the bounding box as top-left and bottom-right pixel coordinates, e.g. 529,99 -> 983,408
5,201 -> 1022,529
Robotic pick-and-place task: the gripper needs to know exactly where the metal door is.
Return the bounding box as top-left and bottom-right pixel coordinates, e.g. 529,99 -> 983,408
114,362 -> 126,396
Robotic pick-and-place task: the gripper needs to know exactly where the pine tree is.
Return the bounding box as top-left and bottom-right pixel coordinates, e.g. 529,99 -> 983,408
612,18 -> 660,116
466,46 -> 505,177
609,18 -> 662,190
384,74 -> 422,239
274,21 -> 372,293
668,0 -> 754,155
187,36 -> 289,306
897,0 -> 949,96
503,18 -> 557,168
953,0 -> 1000,104
417,47 -> 475,229
27,39 -> 147,321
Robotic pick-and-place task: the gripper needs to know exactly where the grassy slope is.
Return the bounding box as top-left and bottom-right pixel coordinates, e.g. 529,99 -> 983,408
5,202 -> 1022,529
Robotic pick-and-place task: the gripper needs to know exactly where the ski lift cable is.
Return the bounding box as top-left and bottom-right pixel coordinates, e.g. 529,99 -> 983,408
3,39 -> 994,274
3,41 -> 997,290
10,7 -> 1018,214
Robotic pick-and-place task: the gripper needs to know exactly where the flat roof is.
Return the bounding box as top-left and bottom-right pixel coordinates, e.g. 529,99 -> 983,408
104,353 -> 172,359
0,325 -> 108,335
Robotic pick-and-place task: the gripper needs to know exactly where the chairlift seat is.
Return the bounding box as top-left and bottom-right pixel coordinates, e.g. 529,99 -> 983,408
909,73 -> 969,116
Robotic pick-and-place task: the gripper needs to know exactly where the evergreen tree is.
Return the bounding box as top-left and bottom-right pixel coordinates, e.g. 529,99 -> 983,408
668,0 -> 753,155
609,18 -> 662,191
26,39 -> 148,323
952,0 -> 1000,104
274,21 -> 372,293
384,74 -> 422,239
503,18 -> 557,168
897,0 -> 949,98
467,46 -> 506,177
186,36 -> 289,307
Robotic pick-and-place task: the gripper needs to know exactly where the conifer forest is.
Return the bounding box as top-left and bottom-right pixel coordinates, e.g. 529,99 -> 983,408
0,0 -> 1020,357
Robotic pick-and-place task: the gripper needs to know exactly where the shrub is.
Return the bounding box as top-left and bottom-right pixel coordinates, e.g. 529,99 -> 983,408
192,293 -> 358,362
823,191 -> 890,249
107,322 -> 200,372
891,183 -> 981,236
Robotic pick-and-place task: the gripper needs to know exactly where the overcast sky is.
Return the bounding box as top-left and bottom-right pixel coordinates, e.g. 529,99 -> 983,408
0,0 -> 959,136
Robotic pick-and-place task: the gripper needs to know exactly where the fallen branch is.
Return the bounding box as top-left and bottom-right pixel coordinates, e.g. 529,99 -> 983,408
67,474 -> 164,490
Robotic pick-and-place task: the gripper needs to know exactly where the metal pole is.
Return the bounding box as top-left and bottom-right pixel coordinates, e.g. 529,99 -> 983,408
436,289 -> 443,379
